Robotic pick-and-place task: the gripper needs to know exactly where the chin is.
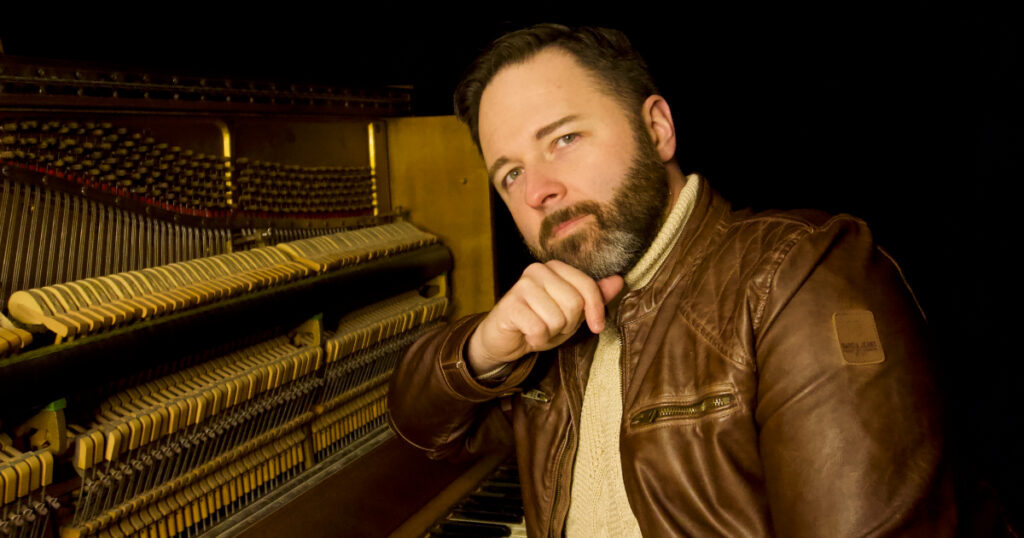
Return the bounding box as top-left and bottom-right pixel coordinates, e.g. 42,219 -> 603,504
539,229 -> 643,279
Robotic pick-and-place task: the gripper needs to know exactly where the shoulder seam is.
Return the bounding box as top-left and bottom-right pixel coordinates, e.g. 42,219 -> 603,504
751,224 -> 812,334
877,245 -> 928,321
751,214 -> 869,338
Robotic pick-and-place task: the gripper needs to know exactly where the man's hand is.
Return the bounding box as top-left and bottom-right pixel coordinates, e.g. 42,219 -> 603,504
467,260 -> 624,375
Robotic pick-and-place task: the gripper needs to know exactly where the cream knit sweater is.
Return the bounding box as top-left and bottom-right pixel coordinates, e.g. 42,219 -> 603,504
565,175 -> 699,537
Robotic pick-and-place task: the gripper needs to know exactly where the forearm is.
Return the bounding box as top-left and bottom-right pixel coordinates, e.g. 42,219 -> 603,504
387,313 -> 535,459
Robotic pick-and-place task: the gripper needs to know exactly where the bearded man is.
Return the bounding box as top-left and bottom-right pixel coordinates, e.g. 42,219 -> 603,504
388,24 -> 958,536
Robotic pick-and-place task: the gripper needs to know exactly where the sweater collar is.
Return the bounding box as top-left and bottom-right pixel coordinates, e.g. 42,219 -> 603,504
624,174 -> 701,291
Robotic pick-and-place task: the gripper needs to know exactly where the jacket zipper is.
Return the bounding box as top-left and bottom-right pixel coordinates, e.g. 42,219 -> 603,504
547,414 -> 574,537
547,341 -> 586,538
630,393 -> 736,425
617,333 -> 624,401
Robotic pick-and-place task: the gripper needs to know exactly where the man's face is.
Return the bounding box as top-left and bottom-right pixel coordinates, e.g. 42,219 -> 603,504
478,48 -> 669,279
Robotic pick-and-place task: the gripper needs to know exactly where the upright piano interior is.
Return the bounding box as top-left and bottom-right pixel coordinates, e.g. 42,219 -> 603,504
0,53 -> 502,537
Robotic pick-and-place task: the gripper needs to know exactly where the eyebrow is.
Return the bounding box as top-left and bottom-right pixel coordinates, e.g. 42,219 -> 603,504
487,157 -> 509,185
486,115 -> 580,184
535,114 -> 578,140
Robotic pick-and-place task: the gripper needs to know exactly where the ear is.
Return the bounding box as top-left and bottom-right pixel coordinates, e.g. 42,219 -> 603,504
640,95 -> 677,163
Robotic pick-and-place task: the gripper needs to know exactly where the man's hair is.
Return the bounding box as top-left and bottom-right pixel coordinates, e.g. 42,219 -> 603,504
454,24 -> 659,150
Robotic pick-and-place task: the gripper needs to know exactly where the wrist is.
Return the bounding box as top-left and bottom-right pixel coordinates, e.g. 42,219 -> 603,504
466,329 -> 509,377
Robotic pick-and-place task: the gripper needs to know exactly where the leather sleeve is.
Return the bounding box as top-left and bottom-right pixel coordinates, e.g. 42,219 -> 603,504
388,313 -> 537,460
753,216 -> 956,537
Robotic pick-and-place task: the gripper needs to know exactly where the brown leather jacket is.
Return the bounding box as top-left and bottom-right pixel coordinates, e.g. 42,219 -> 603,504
389,178 -> 956,537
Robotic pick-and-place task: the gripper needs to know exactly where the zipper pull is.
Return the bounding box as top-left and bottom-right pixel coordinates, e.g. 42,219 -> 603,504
521,389 -> 550,402
630,408 -> 659,425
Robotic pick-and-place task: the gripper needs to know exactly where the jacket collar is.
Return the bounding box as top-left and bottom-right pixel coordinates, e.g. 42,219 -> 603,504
618,175 -> 732,324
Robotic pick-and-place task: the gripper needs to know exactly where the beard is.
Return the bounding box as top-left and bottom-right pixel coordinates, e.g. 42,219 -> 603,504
527,131 -> 669,279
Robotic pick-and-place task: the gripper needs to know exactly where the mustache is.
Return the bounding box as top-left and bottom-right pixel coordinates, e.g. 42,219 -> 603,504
538,201 -> 606,248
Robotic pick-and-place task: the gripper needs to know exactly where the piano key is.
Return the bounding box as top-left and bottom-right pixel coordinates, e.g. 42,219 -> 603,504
426,462 -> 527,538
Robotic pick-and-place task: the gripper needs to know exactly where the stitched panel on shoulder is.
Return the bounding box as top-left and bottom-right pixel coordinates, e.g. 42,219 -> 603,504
678,216 -> 813,366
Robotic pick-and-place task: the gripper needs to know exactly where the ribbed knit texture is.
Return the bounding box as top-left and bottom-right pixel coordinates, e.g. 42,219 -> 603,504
565,176 -> 700,536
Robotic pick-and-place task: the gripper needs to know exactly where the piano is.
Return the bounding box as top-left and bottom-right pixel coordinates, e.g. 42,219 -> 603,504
0,53 -> 513,537
424,459 -> 528,537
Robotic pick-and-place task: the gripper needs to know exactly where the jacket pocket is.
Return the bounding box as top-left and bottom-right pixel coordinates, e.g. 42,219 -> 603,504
629,392 -> 737,427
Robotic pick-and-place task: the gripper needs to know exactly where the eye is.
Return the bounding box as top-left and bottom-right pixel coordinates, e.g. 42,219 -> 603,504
555,133 -> 579,147
502,167 -> 523,189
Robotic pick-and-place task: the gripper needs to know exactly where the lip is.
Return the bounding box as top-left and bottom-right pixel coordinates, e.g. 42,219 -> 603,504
550,214 -> 594,241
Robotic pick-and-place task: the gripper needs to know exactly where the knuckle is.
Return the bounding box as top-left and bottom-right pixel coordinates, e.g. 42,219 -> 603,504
508,276 -> 538,298
564,294 -> 584,313
533,307 -> 562,331
523,335 -> 544,349
521,318 -> 549,342
522,263 -> 546,277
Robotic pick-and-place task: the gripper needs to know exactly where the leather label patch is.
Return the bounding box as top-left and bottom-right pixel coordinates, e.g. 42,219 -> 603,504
832,310 -> 885,365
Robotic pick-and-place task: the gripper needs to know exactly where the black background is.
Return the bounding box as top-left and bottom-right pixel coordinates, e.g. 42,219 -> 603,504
2,3 -> 1020,525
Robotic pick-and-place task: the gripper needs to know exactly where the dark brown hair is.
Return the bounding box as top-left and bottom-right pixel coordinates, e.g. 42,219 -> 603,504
454,24 -> 659,150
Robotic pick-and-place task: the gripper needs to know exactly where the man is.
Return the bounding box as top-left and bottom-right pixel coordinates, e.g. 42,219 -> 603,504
389,24 -> 956,536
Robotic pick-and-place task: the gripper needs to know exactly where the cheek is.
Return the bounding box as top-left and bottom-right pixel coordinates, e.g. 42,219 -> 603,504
559,157 -> 619,203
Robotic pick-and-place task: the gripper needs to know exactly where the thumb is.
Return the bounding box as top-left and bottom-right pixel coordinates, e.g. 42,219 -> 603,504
597,275 -> 625,304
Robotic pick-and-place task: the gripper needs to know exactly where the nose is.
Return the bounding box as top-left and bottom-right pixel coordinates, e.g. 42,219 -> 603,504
524,168 -> 566,209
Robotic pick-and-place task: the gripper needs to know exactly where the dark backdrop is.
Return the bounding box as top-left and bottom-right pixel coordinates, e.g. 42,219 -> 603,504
3,3 -> 1020,525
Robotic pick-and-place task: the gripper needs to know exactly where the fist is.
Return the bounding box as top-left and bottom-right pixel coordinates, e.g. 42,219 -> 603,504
467,261 -> 624,375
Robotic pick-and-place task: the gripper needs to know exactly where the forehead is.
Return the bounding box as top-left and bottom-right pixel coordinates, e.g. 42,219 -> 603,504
477,48 -> 624,161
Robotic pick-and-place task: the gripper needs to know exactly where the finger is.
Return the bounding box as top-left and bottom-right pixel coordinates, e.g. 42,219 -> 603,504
474,292 -> 545,365
598,275 -> 624,304
474,263 -> 587,365
505,294 -> 565,350
544,260 -> 607,334
528,263 -> 589,334
519,267 -> 580,336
